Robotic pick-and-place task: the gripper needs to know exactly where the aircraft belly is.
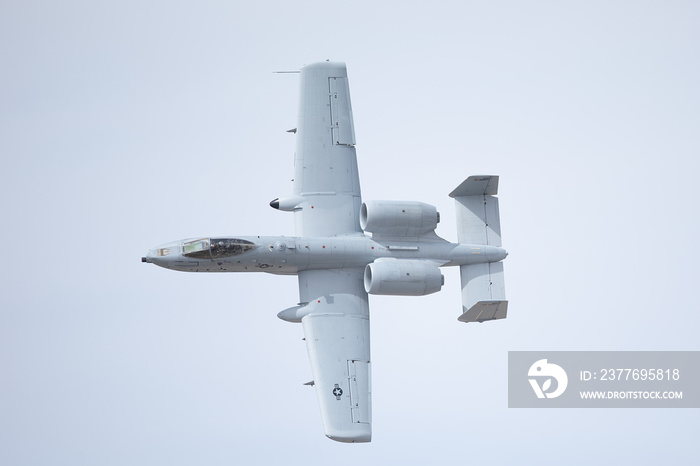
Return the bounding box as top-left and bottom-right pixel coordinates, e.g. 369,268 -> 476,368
292,237 -> 377,271
300,238 -> 346,269
174,237 -> 496,273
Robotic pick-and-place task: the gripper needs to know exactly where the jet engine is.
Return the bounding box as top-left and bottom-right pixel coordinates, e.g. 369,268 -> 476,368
360,201 -> 439,238
364,259 -> 444,296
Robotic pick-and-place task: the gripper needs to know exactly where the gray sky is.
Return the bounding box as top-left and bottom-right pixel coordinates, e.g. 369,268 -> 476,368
2,1 -> 699,464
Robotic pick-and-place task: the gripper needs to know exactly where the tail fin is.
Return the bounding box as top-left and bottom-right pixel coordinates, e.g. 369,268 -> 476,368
449,176 -> 508,323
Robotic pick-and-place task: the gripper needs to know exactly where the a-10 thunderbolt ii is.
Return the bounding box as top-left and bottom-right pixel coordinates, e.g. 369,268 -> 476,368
142,61 -> 508,443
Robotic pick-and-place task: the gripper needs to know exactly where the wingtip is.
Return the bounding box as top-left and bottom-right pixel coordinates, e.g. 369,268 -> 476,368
323,421 -> 371,443
326,433 -> 371,443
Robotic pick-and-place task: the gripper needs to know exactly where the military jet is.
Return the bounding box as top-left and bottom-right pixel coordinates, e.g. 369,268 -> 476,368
142,61 -> 508,443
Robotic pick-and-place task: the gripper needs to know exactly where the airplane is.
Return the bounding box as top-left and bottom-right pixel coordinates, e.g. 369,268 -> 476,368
142,61 -> 508,443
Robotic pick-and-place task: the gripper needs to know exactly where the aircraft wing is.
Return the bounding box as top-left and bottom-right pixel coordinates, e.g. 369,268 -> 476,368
298,268 -> 371,442
290,62 -> 371,442
292,61 -> 362,237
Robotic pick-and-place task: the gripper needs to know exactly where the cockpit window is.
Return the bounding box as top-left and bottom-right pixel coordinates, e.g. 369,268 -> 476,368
183,239 -> 210,258
183,238 -> 255,260
210,238 -> 255,258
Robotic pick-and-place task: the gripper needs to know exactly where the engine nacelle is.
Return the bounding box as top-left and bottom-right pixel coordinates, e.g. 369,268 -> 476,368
364,259 -> 444,296
360,201 -> 439,237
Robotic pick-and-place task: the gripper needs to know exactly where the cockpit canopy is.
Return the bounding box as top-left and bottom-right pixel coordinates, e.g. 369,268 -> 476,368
183,238 -> 255,259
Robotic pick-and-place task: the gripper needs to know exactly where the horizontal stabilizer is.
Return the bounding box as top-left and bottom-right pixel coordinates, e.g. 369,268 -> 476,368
458,258 -> 507,323
450,176 -> 501,246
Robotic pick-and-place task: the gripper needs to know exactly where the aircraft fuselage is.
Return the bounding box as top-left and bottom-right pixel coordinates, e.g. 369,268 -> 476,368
142,235 -> 507,275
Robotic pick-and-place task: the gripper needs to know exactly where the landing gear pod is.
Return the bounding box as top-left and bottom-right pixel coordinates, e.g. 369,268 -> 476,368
269,195 -> 304,211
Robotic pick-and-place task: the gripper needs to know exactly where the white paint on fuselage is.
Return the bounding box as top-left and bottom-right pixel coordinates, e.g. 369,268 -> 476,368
145,235 -> 508,274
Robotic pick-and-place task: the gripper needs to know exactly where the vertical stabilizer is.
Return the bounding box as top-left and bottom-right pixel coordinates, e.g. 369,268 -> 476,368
450,176 -> 507,323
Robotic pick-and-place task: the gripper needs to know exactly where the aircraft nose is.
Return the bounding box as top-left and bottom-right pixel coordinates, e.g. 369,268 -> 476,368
141,249 -> 156,264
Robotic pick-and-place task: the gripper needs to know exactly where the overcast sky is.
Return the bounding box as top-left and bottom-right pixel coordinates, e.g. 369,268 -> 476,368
2,1 -> 699,464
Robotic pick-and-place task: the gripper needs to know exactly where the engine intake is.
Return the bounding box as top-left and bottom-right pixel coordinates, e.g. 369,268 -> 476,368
364,259 -> 444,296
